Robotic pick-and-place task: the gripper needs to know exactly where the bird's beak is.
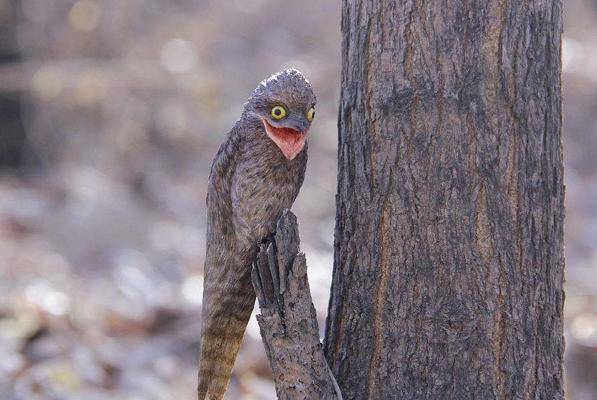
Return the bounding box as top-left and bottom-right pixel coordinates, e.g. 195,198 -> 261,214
262,119 -> 308,160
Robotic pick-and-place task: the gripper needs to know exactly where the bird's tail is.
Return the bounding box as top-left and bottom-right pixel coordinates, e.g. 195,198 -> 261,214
198,272 -> 255,400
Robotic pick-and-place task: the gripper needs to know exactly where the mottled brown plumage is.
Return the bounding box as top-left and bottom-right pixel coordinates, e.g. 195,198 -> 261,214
198,69 -> 316,399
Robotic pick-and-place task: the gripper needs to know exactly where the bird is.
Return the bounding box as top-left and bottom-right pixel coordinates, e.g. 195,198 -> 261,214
198,69 -> 316,399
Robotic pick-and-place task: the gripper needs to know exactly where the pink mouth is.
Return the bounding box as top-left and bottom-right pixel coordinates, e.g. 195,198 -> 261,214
262,119 -> 308,160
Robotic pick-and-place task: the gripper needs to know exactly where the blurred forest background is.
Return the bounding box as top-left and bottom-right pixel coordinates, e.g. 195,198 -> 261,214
0,0 -> 594,399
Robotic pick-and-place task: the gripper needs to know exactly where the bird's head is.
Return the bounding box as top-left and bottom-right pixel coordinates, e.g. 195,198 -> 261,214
245,69 -> 316,160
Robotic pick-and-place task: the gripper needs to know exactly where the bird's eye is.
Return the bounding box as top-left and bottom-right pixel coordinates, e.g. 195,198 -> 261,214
307,107 -> 315,122
271,106 -> 287,120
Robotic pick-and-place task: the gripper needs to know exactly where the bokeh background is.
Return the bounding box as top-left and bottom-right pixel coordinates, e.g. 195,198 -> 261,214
0,0 -> 594,399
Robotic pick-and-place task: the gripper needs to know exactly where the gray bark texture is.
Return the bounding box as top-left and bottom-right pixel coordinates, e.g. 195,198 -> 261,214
323,1 -> 565,400
252,210 -> 342,400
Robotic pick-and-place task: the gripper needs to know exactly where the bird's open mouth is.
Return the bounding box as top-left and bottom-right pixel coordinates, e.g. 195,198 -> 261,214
262,119 -> 307,161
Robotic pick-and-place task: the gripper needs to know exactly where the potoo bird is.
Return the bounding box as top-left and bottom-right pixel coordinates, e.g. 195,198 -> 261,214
198,69 -> 316,399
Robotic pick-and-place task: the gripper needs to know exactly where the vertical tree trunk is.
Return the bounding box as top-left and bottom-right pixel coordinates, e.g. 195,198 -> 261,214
324,1 -> 564,399
0,0 -> 26,169
252,211 -> 342,400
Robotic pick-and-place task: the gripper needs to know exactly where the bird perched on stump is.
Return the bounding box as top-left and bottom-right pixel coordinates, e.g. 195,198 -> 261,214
198,69 -> 316,399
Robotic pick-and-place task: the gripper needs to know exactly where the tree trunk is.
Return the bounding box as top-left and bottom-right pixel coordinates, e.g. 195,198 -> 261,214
252,211 -> 342,400
324,1 -> 565,399
0,0 -> 27,169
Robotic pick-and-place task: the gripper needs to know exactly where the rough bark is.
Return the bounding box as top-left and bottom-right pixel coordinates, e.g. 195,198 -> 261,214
252,210 -> 342,400
324,1 -> 565,400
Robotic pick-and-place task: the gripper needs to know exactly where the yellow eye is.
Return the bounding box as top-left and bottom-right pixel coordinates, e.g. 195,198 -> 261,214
271,106 -> 287,120
307,107 -> 315,122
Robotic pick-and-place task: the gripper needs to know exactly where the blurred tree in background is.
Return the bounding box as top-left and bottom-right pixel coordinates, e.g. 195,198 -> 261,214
0,0 -> 27,168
